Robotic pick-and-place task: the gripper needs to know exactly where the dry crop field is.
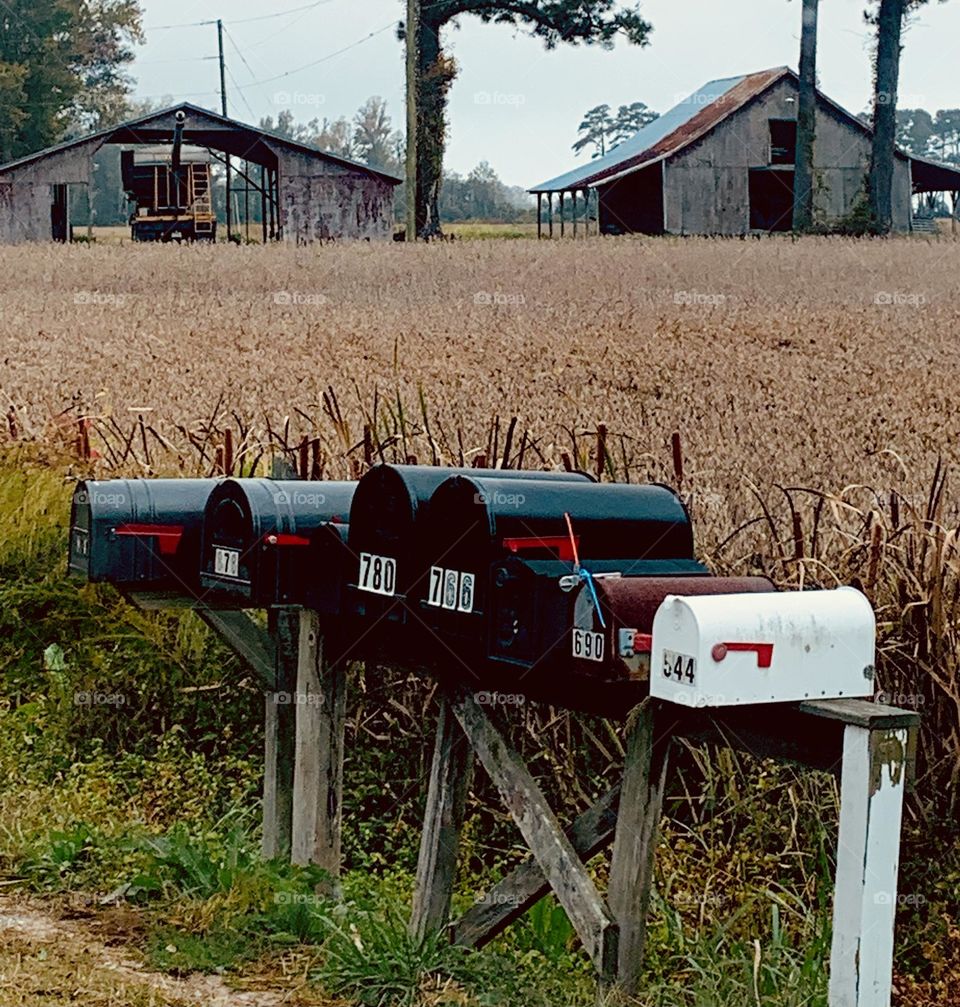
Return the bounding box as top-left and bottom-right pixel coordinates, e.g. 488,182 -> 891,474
4,235 -> 960,761
2,236 -> 959,506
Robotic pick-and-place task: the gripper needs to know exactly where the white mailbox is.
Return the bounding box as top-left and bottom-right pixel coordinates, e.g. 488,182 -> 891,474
650,587 -> 876,707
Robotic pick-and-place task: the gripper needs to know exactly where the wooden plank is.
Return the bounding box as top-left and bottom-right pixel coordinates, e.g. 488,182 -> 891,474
655,702 -> 846,773
449,688 -> 618,977
291,611 -> 348,891
829,725 -> 911,1007
261,608 -> 298,861
452,784 -> 621,950
608,702 -> 671,995
196,608 -> 276,690
126,590 -> 201,610
799,697 -> 920,731
410,696 -> 473,939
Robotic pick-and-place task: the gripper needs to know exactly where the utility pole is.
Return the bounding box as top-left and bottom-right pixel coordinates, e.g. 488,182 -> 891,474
218,18 -> 232,243
405,0 -> 419,241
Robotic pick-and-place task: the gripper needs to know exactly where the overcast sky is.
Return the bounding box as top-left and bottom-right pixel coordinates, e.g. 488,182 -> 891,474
131,0 -> 960,186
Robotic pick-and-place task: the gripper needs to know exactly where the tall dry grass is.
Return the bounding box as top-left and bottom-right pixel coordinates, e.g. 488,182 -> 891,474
2,234 -> 959,815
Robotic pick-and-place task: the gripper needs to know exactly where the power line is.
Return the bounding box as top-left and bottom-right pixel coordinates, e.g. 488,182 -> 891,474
145,1 -> 336,33
145,17 -> 217,31
134,16 -> 399,104
233,20 -> 398,91
225,64 -> 259,122
226,0 -> 337,26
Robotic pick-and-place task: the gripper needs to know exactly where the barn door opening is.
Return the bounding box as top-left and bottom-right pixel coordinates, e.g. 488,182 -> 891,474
51,184 -> 69,242
749,168 -> 794,232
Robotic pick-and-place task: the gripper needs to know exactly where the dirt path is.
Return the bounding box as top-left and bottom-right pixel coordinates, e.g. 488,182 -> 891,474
0,894 -> 333,1006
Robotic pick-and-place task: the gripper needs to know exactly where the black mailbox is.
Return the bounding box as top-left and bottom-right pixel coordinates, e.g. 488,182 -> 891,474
199,478 -> 355,607
68,478 -> 218,596
344,465 -> 590,655
419,475 -> 698,656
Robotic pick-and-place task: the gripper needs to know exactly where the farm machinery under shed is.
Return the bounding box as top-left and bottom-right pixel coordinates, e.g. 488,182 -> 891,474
120,113 -> 216,242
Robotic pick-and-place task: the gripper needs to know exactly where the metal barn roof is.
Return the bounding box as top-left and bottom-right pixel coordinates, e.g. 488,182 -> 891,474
0,102 -> 402,184
530,68 -> 789,193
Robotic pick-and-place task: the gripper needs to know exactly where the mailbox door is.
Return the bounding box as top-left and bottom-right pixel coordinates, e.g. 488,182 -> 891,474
304,522 -> 351,617
201,479 -> 355,606
486,556 -> 709,672
69,479 -> 216,594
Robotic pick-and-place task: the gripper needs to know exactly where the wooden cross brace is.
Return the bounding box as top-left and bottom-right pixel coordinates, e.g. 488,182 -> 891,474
411,688 -> 670,986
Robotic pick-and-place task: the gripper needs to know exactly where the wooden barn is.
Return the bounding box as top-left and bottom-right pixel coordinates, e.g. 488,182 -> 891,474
530,66 -> 960,236
0,103 -> 400,244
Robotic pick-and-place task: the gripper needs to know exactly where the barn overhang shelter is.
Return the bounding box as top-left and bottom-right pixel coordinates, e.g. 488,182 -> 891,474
0,102 -> 401,244
530,67 -> 960,237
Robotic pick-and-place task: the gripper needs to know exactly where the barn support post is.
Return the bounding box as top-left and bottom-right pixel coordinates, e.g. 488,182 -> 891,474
548,193 -> 554,238
536,193 -> 542,239
583,189 -> 590,237
261,165 -> 268,243
410,695 -> 473,939
291,612 -> 347,892
572,189 -> 578,238
607,701 -> 671,995
263,608 -> 298,860
828,722 -> 911,1007
559,192 -> 565,237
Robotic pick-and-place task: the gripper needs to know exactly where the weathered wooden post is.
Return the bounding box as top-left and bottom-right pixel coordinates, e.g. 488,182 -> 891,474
608,700 -> 671,994
262,607 -> 298,860
410,696 -> 473,938
819,703 -> 916,1007
292,611 -> 348,892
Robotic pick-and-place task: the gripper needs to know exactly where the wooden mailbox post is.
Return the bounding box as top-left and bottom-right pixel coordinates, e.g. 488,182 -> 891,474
410,687 -> 918,1003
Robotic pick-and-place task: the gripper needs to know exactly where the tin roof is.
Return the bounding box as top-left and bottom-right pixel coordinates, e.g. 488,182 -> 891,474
0,102 -> 402,184
530,67 -> 792,193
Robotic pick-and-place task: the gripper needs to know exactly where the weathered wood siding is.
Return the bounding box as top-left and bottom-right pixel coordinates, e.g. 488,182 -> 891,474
663,76 -> 913,234
0,141 -> 99,243
274,148 -> 395,243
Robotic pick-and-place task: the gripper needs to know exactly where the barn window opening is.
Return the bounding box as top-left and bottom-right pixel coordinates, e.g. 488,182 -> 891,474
769,120 -> 797,165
